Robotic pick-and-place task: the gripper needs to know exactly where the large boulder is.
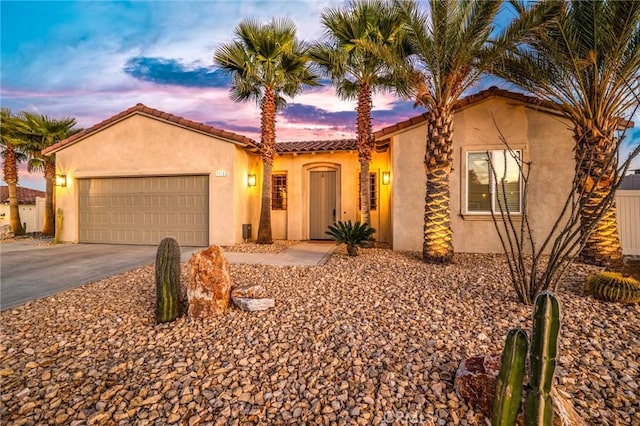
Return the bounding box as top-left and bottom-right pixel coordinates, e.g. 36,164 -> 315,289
187,245 -> 232,318
454,354 -> 585,426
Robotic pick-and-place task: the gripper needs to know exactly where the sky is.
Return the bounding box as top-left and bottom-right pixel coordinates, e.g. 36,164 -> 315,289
1,0 -> 639,191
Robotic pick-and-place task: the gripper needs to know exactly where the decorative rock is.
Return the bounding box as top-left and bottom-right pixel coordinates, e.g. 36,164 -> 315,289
233,297 -> 275,312
0,224 -> 14,240
455,355 -> 585,426
454,354 -> 501,418
231,284 -> 269,299
187,245 -> 232,318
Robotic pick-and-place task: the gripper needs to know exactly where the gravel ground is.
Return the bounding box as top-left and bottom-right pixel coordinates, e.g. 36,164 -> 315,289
221,240 -> 301,254
1,248 -> 638,425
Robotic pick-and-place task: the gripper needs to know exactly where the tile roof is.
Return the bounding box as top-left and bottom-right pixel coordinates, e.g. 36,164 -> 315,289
373,87 -> 561,139
43,104 -> 259,155
0,186 -> 46,204
276,139 -> 357,153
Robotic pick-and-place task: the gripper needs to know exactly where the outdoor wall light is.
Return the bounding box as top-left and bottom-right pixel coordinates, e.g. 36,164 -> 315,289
382,171 -> 391,185
247,174 -> 257,187
55,174 -> 67,187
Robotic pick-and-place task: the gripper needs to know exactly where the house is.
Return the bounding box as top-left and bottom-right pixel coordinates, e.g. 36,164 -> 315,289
0,186 -> 46,234
44,88 -> 582,252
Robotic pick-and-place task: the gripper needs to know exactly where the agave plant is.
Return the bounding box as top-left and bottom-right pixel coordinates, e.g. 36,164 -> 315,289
325,220 -> 376,256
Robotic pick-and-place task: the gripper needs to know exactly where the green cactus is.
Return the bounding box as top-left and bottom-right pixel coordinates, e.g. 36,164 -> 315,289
524,291 -> 561,426
492,291 -> 561,426
54,208 -> 63,244
586,271 -> 640,304
492,329 -> 528,426
155,237 -> 182,323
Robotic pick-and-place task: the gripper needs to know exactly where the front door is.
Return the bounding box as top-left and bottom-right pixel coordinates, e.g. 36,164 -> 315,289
309,171 -> 336,239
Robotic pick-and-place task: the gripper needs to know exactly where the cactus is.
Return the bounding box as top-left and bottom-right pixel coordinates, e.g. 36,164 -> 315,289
155,237 -> 182,323
492,329 -> 528,426
54,208 -> 63,244
493,291 -> 561,426
524,291 -> 561,426
586,272 -> 640,304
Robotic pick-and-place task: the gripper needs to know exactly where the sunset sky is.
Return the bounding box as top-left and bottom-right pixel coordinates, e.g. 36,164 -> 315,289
2,0 -> 638,190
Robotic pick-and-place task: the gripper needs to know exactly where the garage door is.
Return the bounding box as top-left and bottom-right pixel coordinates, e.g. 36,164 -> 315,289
78,176 -> 208,246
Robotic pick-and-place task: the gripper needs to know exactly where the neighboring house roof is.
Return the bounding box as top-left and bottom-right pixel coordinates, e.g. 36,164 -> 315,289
373,87 -> 562,139
43,103 -> 259,155
0,186 -> 46,205
276,139 -> 357,154
620,171 -> 640,190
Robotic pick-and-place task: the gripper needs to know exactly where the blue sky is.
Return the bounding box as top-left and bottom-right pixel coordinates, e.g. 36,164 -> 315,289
1,0 -> 638,190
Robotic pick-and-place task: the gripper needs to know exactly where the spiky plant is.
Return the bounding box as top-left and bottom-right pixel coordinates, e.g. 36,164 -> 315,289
155,237 -> 182,323
326,220 -> 376,256
586,271 -> 640,304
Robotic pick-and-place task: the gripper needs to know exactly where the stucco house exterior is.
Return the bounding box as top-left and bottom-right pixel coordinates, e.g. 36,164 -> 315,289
44,87 -> 581,252
0,186 -> 46,234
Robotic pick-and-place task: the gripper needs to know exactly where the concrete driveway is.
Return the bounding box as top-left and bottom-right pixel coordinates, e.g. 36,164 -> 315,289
1,241 -> 202,310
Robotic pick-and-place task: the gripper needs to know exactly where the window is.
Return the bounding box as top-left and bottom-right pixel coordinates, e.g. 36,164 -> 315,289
271,174 -> 287,210
358,172 -> 377,211
467,150 -> 521,214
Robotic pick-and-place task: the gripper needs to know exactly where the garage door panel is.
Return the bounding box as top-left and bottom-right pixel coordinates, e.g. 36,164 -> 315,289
78,176 -> 208,245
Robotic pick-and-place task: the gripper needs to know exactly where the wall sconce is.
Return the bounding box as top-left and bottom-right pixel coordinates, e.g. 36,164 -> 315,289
382,171 -> 391,185
55,174 -> 67,187
247,174 -> 257,187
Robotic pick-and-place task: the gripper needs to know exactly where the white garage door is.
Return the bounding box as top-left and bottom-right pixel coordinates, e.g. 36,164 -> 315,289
78,176 -> 208,246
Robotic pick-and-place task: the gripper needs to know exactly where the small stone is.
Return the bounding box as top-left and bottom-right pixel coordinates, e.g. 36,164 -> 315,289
232,297 -> 275,312
231,284 -> 269,299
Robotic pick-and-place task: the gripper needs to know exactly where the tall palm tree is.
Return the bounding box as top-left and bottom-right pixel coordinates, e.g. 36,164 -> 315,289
1,108 -> 28,236
214,18 -> 319,244
311,0 -> 410,226
494,0 -> 640,266
395,0 -> 559,263
20,112 -> 78,236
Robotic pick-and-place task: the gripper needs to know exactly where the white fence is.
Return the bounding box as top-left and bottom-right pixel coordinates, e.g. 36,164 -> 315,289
616,190 -> 640,256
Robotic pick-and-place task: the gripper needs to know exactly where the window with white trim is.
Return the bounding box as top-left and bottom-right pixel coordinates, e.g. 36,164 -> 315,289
466,150 -> 522,214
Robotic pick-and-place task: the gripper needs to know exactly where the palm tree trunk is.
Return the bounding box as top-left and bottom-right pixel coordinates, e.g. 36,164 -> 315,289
42,159 -> 56,236
3,145 -> 24,236
257,88 -> 276,244
423,106 -> 454,263
574,125 -> 623,266
357,84 -> 373,225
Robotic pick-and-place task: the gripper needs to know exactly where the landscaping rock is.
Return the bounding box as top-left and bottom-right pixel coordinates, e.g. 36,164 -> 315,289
187,245 -> 232,318
0,224 -> 15,240
232,297 -> 275,312
231,284 -> 269,299
454,354 -> 501,417
455,355 -> 585,426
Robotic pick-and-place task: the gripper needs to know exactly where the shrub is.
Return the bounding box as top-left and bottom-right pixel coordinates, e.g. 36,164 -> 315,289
586,271 -> 640,304
325,220 -> 376,256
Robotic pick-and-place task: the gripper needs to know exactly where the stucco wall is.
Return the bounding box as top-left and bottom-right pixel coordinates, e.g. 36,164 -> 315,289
272,150 -> 391,242
0,200 -> 44,234
54,114 -> 254,246
391,97 -> 574,253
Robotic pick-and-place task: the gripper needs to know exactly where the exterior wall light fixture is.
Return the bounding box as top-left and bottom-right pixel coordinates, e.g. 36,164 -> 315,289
247,174 -> 257,187
382,171 -> 391,185
55,174 -> 67,187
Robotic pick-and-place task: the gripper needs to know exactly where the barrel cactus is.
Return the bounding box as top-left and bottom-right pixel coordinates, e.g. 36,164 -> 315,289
155,237 -> 182,323
586,271 -> 640,304
493,291 -> 561,426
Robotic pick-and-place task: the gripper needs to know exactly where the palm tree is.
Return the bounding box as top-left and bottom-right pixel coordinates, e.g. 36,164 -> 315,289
0,108 -> 28,236
214,18 -> 319,244
20,112 -> 78,236
494,0 -> 640,266
394,0 -> 559,263
311,0 -> 410,227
